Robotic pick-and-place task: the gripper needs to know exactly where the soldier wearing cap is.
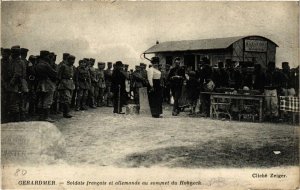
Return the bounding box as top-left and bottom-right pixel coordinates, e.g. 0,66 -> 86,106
1,48 -> 11,123
132,65 -> 146,104
58,53 -> 70,69
6,46 -> 29,122
27,55 -> 38,116
35,50 -> 57,122
74,60 -> 91,111
58,55 -> 76,118
104,62 -> 113,106
111,61 -> 127,114
48,52 -> 61,114
140,63 -> 148,86
95,62 -> 106,107
88,58 -> 98,108
168,57 -> 185,116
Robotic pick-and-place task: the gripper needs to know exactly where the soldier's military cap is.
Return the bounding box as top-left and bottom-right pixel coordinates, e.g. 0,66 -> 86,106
63,53 -> 70,59
68,55 -> 76,61
98,62 -> 105,65
282,62 -> 289,66
20,48 -> 29,54
90,58 -> 95,62
83,58 -> 89,62
11,46 -> 21,55
150,57 -> 159,64
140,63 -> 146,66
124,64 -> 129,67
2,48 -> 11,55
115,61 -> 123,67
135,65 -> 141,69
107,62 -> 112,65
11,45 -> 21,49
40,50 -> 50,58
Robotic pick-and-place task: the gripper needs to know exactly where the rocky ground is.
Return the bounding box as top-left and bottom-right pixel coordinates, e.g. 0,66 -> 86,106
52,105 -> 299,168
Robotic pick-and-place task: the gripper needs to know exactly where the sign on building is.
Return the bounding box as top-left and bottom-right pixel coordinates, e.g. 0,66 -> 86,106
245,40 -> 267,52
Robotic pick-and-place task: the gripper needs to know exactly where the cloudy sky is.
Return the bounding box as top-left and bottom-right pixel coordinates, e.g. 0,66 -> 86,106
1,1 -> 299,68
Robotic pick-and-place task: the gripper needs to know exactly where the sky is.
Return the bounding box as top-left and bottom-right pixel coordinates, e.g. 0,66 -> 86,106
1,1 -> 299,68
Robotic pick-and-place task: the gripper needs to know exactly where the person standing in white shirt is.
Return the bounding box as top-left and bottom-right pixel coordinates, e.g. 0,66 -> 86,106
147,57 -> 163,118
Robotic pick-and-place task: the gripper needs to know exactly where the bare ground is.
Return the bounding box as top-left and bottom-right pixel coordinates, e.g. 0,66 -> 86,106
53,105 -> 299,168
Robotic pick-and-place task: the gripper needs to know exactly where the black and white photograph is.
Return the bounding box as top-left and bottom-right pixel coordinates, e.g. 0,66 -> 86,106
1,1 -> 299,189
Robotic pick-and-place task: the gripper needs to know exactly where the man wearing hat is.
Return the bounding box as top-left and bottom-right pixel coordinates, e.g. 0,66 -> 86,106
168,57 -> 185,116
58,53 -> 70,69
74,60 -> 90,111
104,62 -> 113,106
264,61 -> 282,121
111,61 -> 127,114
88,58 -> 98,108
140,63 -> 148,87
147,57 -> 163,118
95,62 -> 106,107
1,48 -> 11,123
58,55 -> 76,118
48,52 -> 60,114
214,62 -> 229,88
132,65 -> 146,104
35,50 -> 57,122
6,46 -> 29,122
27,55 -> 38,116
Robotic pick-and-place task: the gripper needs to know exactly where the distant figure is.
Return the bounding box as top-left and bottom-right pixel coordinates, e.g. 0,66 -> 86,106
104,62 -> 113,106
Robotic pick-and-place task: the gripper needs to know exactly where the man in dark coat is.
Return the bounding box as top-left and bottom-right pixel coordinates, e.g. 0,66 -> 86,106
104,62 -> 113,106
6,46 -> 29,122
264,61 -> 282,120
58,55 -> 76,118
88,58 -> 98,108
27,55 -> 38,116
1,48 -> 11,123
35,50 -> 57,122
111,61 -> 127,114
168,57 -> 185,116
214,62 -> 229,88
253,64 -> 265,93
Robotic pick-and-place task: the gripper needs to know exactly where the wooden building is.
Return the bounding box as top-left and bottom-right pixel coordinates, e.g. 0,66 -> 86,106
143,35 -> 278,70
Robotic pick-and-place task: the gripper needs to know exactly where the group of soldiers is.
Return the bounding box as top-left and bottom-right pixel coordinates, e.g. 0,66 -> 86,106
1,45 -> 299,123
1,46 -> 134,123
163,57 -> 299,121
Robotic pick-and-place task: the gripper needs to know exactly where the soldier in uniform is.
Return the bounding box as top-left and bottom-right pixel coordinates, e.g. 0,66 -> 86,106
27,55 -> 38,116
168,57 -> 185,116
74,60 -> 90,111
58,53 -> 70,69
111,61 -> 127,114
35,51 -> 57,122
95,62 -> 106,107
140,63 -> 148,86
88,58 -> 98,108
58,55 -> 76,118
6,46 -> 29,122
1,48 -> 11,123
132,65 -> 146,104
104,62 -> 113,107
48,52 -> 60,114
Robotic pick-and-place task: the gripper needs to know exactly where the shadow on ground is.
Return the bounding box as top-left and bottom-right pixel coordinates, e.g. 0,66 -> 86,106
123,139 -> 299,168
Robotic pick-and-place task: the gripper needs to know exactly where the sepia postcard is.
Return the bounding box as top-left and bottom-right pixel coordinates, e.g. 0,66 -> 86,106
1,1 -> 299,190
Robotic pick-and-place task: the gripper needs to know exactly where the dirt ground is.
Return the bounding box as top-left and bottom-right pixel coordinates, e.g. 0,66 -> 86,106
53,105 -> 299,168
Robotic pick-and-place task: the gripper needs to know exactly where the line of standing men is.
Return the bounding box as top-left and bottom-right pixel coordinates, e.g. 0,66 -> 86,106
1,47 -> 116,123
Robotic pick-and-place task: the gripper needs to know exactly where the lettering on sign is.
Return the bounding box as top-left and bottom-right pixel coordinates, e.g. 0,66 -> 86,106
245,40 -> 267,52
